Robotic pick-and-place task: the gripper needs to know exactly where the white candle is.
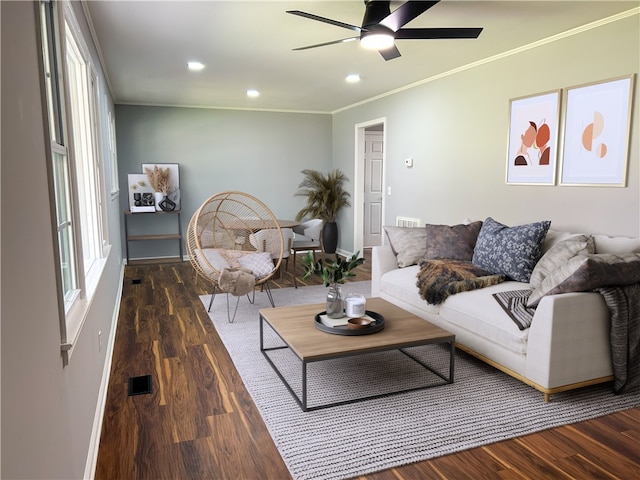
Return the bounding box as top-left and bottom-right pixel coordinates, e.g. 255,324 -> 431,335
345,294 -> 366,318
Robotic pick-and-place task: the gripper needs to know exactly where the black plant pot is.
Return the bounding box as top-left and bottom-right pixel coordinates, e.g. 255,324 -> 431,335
322,222 -> 338,254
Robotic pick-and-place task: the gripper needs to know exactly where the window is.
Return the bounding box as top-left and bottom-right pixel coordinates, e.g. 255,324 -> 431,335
38,0 -> 109,364
108,107 -> 120,197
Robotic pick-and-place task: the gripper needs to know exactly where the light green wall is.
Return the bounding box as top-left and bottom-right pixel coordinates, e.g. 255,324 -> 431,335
116,106 -> 332,259
333,14 -> 639,252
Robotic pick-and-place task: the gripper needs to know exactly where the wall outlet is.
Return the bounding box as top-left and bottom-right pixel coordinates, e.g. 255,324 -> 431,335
404,158 -> 413,167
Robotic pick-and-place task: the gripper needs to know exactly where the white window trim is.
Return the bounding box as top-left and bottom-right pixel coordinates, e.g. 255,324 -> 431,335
40,0 -> 111,365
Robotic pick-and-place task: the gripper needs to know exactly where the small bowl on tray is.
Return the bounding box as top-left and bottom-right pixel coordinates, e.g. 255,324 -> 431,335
347,317 -> 373,329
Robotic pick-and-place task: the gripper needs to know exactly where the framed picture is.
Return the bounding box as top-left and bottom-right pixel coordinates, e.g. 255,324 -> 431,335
559,75 -> 634,186
141,163 -> 181,208
127,173 -> 155,211
506,90 -> 560,185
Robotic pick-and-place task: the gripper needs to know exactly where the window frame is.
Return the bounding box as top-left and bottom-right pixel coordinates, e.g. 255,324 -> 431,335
37,0 -> 110,365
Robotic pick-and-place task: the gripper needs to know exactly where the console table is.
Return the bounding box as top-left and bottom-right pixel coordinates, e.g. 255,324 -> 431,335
123,210 -> 183,265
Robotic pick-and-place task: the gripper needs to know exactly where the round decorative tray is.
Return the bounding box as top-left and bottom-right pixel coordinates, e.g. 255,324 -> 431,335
314,310 -> 385,336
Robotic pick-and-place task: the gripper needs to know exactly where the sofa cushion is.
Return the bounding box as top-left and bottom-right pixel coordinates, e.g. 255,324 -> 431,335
424,221 -> 482,261
529,234 -> 595,289
380,265 -> 441,315
383,226 -> 427,268
472,217 -> 551,282
439,281 -> 531,355
527,253 -> 640,307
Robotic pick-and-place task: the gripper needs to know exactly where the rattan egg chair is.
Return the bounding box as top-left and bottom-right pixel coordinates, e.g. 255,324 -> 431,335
187,191 -> 284,321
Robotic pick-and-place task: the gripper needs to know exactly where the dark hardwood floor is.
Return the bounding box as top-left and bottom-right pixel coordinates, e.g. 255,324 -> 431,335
96,249 -> 640,479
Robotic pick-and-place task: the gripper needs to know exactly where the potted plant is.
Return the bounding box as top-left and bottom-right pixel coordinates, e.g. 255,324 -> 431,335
302,250 -> 365,318
294,169 -> 351,253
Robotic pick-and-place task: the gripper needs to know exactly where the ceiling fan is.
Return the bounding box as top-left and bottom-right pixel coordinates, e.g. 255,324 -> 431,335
287,0 -> 483,61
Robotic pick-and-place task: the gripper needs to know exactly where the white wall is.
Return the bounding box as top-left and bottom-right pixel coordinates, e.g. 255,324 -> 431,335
1,2 -> 122,478
333,13 -> 640,252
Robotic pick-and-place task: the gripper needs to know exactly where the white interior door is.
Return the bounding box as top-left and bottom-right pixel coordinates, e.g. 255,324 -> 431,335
363,131 -> 384,247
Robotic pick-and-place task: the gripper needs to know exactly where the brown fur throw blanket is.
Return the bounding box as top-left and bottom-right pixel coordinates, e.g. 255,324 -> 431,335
416,259 -> 505,305
219,267 -> 255,297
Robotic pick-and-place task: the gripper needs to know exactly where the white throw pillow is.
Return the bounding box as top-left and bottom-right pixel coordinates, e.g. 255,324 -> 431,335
238,252 -> 274,279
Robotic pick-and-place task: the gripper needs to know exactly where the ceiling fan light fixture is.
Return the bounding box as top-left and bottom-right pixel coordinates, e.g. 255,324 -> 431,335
360,33 -> 395,50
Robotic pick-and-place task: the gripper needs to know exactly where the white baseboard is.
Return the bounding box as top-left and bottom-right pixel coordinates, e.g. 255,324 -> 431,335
83,262 -> 125,480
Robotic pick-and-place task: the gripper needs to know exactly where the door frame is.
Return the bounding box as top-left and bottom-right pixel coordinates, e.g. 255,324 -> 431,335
353,117 -> 386,255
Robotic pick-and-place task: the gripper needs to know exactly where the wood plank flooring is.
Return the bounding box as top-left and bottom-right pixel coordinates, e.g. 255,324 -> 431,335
96,249 -> 640,479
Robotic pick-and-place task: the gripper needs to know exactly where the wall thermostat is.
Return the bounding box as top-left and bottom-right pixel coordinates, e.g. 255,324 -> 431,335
404,158 -> 413,167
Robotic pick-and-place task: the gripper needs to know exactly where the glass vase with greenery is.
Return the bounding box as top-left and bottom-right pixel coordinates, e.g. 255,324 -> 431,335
302,251 -> 365,318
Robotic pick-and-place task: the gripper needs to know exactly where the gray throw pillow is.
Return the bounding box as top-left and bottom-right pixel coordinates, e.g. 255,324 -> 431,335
472,217 -> 551,283
384,226 -> 427,268
424,221 -> 482,261
529,234 -> 595,289
527,253 -> 640,307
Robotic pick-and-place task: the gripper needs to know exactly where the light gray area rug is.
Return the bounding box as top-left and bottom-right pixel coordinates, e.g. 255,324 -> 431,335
201,282 -> 640,480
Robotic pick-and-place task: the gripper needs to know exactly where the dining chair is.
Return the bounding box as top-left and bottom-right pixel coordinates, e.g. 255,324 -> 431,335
291,218 -> 323,288
249,227 -> 294,282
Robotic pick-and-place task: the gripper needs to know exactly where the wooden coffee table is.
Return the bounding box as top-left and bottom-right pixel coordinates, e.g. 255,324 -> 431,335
259,297 -> 455,411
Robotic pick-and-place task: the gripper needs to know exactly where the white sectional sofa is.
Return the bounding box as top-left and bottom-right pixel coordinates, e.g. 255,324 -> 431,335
372,221 -> 640,401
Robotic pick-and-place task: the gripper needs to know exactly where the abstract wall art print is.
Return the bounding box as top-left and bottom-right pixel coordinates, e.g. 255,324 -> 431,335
506,90 -> 560,185
560,75 -> 634,186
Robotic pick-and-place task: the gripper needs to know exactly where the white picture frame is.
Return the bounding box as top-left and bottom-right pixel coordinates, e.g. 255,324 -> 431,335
506,90 -> 561,185
559,75 -> 634,186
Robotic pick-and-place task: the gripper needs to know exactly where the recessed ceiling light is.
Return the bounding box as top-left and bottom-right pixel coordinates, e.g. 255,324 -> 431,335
247,89 -> 260,98
187,61 -> 205,71
346,74 -> 360,83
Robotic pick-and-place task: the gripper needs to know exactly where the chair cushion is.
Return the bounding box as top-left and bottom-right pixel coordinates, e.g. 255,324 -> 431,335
201,248 -> 231,272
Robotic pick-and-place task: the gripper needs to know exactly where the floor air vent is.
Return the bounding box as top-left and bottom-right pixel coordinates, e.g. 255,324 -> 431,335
131,278 -> 142,285
128,375 -> 153,396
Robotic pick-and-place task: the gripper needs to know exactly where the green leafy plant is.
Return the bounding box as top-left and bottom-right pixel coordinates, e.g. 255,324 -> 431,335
302,251 -> 365,287
294,169 -> 351,223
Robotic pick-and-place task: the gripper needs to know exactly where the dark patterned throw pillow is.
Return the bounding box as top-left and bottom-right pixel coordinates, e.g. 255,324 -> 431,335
472,217 -> 551,283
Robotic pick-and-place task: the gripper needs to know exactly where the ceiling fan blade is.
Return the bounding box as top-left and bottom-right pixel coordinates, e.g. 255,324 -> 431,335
379,44 -> 402,61
286,10 -> 362,33
395,27 -> 483,39
293,37 -> 359,51
379,1 -> 439,31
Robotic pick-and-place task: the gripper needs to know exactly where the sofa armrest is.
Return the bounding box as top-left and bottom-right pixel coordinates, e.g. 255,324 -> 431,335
372,245 -> 398,297
525,291 -> 612,389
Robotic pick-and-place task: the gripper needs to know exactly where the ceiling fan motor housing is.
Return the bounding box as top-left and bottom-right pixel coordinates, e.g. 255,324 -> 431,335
362,1 -> 392,29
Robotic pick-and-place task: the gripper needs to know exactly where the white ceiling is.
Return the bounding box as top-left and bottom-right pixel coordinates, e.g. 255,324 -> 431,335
85,1 -> 639,113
